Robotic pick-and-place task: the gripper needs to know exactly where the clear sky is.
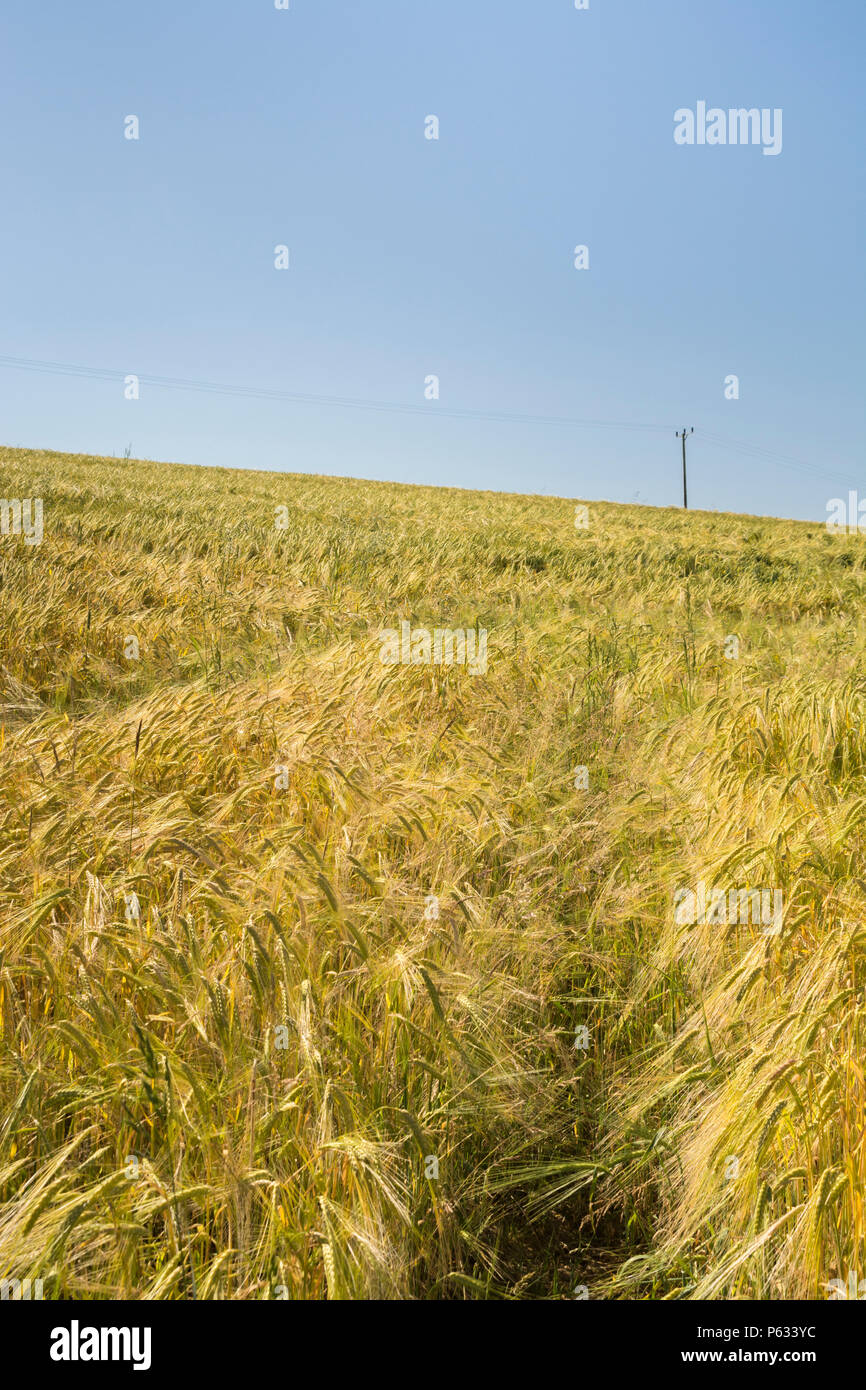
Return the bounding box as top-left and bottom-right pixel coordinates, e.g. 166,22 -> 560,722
1,0 -> 863,521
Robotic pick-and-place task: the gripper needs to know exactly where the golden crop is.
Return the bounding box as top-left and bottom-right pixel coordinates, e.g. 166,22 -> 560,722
1,443 -> 863,1299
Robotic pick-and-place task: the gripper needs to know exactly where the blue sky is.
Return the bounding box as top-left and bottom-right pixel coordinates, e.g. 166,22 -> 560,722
1,0 -> 863,520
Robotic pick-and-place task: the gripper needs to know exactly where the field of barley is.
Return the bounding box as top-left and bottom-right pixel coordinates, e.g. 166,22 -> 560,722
1,442 -> 864,1300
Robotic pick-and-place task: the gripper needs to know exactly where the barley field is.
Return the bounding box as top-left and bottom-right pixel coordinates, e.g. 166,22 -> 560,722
1,443 -> 864,1300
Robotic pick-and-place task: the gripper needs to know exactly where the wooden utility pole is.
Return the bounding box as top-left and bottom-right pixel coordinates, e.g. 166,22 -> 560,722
676,427 -> 694,509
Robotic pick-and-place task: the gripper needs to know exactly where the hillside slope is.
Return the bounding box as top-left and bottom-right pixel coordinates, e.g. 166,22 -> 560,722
1,444 -> 864,1299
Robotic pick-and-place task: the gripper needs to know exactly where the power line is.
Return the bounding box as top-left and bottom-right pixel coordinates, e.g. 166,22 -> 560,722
0,354 -> 670,438
0,352 -> 860,492
695,429 -> 862,490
